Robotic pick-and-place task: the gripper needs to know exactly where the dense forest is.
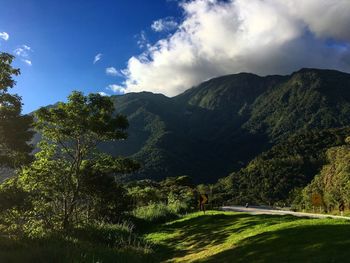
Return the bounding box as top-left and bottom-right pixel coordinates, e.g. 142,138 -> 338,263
212,127 -> 350,206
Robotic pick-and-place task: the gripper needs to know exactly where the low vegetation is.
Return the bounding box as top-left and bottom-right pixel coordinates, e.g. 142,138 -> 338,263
146,211 -> 350,262
0,222 -> 153,263
2,211 -> 350,262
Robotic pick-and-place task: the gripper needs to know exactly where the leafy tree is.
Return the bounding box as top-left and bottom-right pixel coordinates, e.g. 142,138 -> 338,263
19,91 -> 139,230
299,142 -> 350,212
0,52 -> 33,168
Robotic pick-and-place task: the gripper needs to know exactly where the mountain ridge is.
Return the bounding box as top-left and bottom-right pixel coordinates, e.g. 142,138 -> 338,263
34,68 -> 350,183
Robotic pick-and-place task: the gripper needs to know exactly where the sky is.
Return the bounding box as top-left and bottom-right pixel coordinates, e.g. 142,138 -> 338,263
1,0 -> 350,113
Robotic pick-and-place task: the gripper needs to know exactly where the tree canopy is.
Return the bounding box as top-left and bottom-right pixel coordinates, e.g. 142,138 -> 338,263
0,52 -> 33,168
1,91 -> 139,233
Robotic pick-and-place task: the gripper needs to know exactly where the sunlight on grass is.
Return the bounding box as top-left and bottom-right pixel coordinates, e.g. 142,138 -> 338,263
2,211 -> 350,262
145,211 -> 350,263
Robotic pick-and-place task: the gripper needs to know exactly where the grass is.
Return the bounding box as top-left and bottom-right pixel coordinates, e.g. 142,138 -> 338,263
145,211 -> 350,262
132,202 -> 179,223
2,211 -> 350,262
0,222 -> 154,263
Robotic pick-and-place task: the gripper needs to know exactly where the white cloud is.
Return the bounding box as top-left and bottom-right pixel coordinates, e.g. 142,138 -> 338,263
23,59 -> 32,66
14,45 -> 32,57
14,45 -> 33,66
0,32 -> 9,41
136,31 -> 150,49
151,17 -> 178,32
93,53 -> 102,64
122,0 -> 350,96
106,67 -> 122,77
107,84 -> 127,94
285,0 -> 350,42
98,92 -> 109,96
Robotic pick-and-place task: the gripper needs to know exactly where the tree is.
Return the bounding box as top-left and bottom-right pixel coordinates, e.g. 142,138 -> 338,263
299,144 -> 350,212
0,52 -> 33,169
19,91 -> 139,230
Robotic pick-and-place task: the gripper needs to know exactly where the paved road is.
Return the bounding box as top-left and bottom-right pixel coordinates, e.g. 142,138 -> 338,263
221,206 -> 350,220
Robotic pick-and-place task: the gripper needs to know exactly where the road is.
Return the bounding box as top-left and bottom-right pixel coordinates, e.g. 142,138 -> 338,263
221,205 -> 350,220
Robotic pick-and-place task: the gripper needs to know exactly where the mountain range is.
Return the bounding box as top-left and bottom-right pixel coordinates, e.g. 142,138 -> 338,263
92,68 -> 350,183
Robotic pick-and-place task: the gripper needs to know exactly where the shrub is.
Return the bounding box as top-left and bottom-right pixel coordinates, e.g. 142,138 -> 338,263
132,203 -> 179,223
0,222 -> 153,263
72,222 -> 140,248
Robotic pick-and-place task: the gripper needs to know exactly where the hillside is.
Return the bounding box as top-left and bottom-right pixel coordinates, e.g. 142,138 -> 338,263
30,68 -> 350,183
94,68 -> 350,182
214,127 -> 350,204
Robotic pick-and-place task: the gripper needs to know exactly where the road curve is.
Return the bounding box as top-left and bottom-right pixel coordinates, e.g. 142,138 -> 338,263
221,206 -> 350,220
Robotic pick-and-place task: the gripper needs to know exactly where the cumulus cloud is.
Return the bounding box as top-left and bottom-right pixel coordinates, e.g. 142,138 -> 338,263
0,32 -> 9,41
107,84 -> 127,94
151,17 -> 178,32
93,53 -> 102,64
121,0 -> 350,96
98,92 -> 109,96
106,67 -> 122,77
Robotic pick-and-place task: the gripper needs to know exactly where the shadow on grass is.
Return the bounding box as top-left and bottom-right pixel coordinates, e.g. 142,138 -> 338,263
0,232 -> 154,263
149,212 -> 299,262
200,223 -> 350,263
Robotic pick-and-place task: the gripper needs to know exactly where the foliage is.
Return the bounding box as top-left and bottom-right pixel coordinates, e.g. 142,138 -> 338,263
132,202 -> 178,223
0,222 -> 153,263
297,142 -> 350,212
0,52 -> 33,169
214,127 -> 350,205
127,175 -> 196,223
0,91 -> 139,234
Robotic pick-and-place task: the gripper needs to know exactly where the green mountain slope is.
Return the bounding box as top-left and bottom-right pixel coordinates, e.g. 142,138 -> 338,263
215,127 -> 350,204
245,69 -> 350,140
99,68 -> 350,183
101,73 -> 284,181
32,68 -> 350,183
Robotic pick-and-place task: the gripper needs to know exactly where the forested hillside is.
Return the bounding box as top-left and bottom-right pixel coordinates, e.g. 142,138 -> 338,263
213,127 -> 350,205
93,68 -> 350,183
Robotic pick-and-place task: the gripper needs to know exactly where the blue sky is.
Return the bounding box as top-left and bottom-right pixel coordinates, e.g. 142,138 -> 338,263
1,0 -> 350,113
0,0 -> 181,113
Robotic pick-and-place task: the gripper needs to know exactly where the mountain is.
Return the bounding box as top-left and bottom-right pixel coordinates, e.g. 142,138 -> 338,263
94,68 -> 350,183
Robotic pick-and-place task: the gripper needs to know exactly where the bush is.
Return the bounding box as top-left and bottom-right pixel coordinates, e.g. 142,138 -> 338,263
168,199 -> 190,214
72,222 -> 142,248
132,203 -> 179,223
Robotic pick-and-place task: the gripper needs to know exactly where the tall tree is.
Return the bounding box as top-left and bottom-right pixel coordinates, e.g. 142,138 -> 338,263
0,52 -> 33,169
20,91 -> 138,230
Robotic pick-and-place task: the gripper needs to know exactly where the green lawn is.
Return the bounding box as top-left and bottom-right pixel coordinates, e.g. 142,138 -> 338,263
1,211 -> 350,262
145,211 -> 350,262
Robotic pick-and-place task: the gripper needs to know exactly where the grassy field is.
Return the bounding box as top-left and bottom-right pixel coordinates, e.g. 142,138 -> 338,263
145,211 -> 350,263
1,211 -> 350,262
